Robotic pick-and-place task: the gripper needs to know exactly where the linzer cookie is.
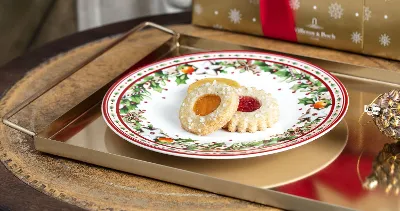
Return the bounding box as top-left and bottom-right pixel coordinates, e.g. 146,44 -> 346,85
225,87 -> 280,133
179,81 -> 239,136
180,78 -> 279,135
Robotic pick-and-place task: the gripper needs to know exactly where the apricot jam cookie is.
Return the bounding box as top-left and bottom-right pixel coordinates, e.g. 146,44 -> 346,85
179,81 -> 239,136
224,87 -> 279,133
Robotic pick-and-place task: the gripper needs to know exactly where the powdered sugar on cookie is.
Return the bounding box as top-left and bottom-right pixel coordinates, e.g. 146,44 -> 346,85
179,78 -> 279,136
179,81 -> 239,136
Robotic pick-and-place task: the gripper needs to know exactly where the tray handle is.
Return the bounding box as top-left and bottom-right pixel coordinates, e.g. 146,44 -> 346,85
2,22 -> 179,136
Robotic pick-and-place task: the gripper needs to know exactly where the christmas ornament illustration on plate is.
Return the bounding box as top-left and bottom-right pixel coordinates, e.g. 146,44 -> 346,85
363,142 -> 400,195
364,89 -> 400,142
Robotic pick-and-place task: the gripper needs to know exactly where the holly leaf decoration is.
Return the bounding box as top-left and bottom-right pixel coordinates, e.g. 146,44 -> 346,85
205,142 -> 225,150
186,145 -> 197,150
253,61 -> 267,66
303,74 -> 314,82
145,124 -> 155,130
142,76 -> 154,83
324,99 -> 332,107
126,102 -> 137,110
119,102 -> 138,115
313,80 -> 322,87
298,97 -> 315,105
155,70 -> 168,76
317,87 -> 328,93
120,106 -> 129,114
154,71 -> 169,83
273,70 -> 289,77
129,95 -> 142,103
121,98 -> 130,106
273,64 -> 285,69
175,74 -> 189,85
284,135 -> 297,141
150,81 -> 163,92
290,83 -> 309,91
267,137 -> 282,145
273,70 -> 291,80
134,122 -> 142,132
133,86 -> 142,93
176,138 -> 195,143
260,65 -> 274,72
246,140 -> 264,147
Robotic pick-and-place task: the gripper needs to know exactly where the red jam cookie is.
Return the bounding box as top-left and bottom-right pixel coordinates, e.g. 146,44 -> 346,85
224,87 -> 279,133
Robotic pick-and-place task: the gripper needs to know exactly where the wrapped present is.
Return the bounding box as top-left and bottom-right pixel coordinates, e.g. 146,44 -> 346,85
192,0 -> 399,61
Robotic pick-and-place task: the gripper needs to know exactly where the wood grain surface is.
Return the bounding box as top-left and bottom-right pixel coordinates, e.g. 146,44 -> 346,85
1,22 -> 400,211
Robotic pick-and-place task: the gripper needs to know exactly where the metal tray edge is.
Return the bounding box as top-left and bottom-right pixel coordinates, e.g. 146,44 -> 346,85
34,136 -> 355,211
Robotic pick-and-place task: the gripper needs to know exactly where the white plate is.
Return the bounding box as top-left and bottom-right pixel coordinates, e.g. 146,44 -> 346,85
102,51 -> 349,159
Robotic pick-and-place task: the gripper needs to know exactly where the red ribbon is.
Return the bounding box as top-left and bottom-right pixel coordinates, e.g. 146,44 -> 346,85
259,0 -> 297,42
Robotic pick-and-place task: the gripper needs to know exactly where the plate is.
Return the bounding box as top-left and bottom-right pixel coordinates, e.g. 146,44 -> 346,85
102,51 -> 349,159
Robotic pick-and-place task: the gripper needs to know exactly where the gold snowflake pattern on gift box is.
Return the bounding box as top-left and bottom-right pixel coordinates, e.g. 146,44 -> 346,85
328,2 -> 344,19
228,8 -> 242,24
103,52 -> 347,157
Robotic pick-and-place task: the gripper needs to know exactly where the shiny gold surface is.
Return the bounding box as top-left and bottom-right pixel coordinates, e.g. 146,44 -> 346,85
363,142 -> 400,195
61,111 -> 347,189
31,32 -> 400,211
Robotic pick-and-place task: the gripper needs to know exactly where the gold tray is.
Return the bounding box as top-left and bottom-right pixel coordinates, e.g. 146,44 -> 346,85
3,22 -> 400,211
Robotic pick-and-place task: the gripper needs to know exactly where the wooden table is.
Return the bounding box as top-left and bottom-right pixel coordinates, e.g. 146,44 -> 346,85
1,12 -> 400,211
0,12 -> 193,211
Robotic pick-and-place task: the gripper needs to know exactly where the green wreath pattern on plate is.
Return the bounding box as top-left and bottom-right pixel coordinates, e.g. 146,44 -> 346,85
114,58 -> 338,152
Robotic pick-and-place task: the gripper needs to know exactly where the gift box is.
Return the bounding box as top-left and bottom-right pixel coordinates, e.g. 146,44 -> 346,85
192,0 -> 399,61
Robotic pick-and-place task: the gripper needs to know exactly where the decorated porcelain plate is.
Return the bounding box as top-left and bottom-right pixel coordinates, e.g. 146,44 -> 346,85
102,51 -> 349,159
